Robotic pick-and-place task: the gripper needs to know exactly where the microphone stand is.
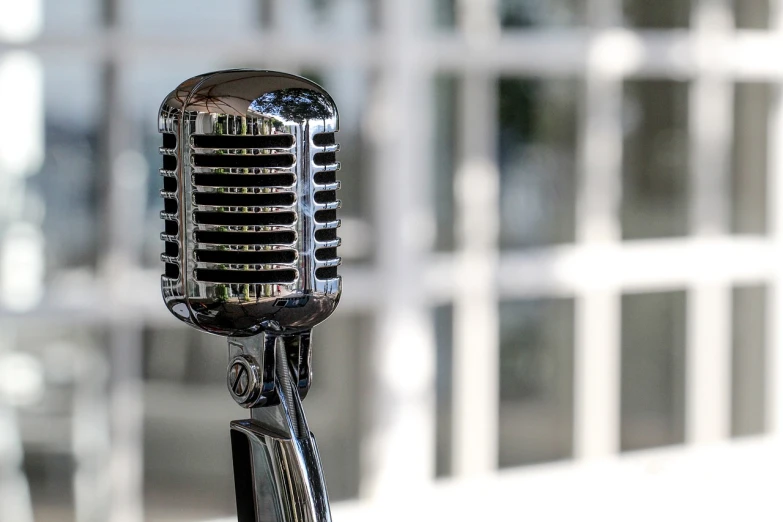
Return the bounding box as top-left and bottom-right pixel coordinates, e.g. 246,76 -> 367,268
157,69 -> 342,522
227,332 -> 332,522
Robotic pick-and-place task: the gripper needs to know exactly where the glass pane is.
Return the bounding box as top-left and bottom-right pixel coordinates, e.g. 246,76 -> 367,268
43,0 -> 99,35
433,75 -> 458,252
732,285 -> 767,437
368,0 -> 382,29
434,305 -> 453,477
37,58 -> 101,275
435,0 -> 584,29
732,82 -> 770,235
622,80 -> 689,240
307,0 -> 373,31
623,0 -> 690,28
499,298 -> 574,467
498,78 -> 578,250
621,291 -> 686,452
433,0 -> 457,28
735,0 -> 770,29
122,0 -> 259,35
500,0 -> 585,28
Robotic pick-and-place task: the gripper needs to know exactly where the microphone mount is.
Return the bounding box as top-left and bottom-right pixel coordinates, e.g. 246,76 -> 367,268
230,331 -> 330,522
226,327 -> 313,408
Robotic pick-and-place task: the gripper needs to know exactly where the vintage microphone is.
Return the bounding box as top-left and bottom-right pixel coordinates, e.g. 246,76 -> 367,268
157,70 -> 341,521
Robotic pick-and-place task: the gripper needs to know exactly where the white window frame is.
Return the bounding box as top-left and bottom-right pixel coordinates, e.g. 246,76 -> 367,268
3,0 -> 783,519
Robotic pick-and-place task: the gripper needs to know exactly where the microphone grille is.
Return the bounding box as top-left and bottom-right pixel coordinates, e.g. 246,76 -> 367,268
160,119 -> 341,285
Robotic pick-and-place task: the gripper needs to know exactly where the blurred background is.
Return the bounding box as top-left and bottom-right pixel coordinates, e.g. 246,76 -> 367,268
0,0 -> 781,520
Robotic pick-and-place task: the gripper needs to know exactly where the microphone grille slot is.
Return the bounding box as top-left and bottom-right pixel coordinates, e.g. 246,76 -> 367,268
195,269 -> 297,284
162,154 -> 177,171
163,176 -> 177,192
315,267 -> 338,280
163,198 -> 178,214
195,230 -> 296,246
312,131 -> 341,280
192,153 -> 295,169
313,152 -> 336,166
194,211 -> 296,227
313,171 -> 336,185
315,229 -> 337,242
314,210 -> 336,223
314,248 -> 337,261
190,123 -> 299,285
162,132 -> 176,150
313,133 -> 335,146
195,249 -> 297,265
194,192 -> 295,207
192,134 -> 294,149
314,191 -> 336,204
165,263 -> 180,279
165,241 -> 179,257
193,173 -> 295,188
164,220 -> 178,236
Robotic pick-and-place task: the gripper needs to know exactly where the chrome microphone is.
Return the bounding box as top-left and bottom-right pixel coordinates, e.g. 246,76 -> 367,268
158,70 -> 341,522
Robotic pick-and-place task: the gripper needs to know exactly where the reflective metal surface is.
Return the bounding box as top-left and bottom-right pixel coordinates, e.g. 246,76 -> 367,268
157,70 -> 341,522
159,70 -> 342,337
226,328 -> 314,408
230,339 -> 331,522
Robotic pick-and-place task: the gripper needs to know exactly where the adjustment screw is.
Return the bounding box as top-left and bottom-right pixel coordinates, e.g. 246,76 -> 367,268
229,362 -> 249,396
226,355 -> 260,406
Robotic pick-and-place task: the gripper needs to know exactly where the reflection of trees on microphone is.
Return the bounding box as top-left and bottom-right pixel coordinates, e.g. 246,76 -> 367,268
251,89 -> 336,122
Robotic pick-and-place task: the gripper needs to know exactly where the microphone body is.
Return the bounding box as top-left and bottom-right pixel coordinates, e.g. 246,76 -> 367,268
158,70 -> 341,522
159,70 -> 341,337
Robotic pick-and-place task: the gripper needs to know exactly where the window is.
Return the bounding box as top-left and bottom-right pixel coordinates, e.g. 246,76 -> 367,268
2,0 -> 779,519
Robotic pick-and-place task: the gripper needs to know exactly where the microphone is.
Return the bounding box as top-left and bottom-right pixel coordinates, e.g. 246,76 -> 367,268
158,70 -> 341,522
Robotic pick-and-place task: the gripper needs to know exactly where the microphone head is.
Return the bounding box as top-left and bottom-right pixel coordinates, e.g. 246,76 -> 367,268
158,70 -> 341,337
